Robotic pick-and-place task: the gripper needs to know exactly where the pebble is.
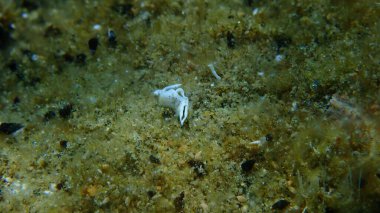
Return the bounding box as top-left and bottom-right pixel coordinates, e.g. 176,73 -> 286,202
0,123 -> 24,135
272,199 -> 290,210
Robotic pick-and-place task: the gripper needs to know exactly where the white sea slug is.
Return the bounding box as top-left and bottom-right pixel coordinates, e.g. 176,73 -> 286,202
153,84 -> 189,126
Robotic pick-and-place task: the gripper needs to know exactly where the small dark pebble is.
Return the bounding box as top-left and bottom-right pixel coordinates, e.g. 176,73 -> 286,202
188,160 -> 207,178
13,96 -> 20,104
7,60 -> 18,72
0,25 -> 12,50
107,30 -> 117,47
149,155 -> 160,164
44,25 -> 62,37
310,79 -> 320,92
56,182 -> 65,190
75,53 -> 86,65
59,104 -> 73,119
174,191 -> 185,213
325,207 -> 337,213
272,199 -> 290,210
63,53 -> 74,63
21,0 -> 39,11
241,159 -> 255,172
273,34 -> 292,53
147,190 -> 156,199
59,140 -> 68,149
243,0 -> 254,7
0,123 -> 24,135
88,37 -> 99,53
43,111 -> 56,121
226,31 -> 236,48
265,133 -> 273,142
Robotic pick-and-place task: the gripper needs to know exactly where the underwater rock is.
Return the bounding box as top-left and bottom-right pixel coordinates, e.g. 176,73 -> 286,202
0,122 -> 24,135
272,199 -> 290,210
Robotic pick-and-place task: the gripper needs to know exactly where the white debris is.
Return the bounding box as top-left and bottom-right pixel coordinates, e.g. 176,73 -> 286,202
252,8 -> 259,15
250,136 -> 267,146
93,24 -> 101,30
275,54 -> 284,62
208,63 -> 222,80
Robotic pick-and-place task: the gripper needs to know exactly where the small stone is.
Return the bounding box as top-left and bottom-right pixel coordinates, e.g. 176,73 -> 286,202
75,53 -> 86,65
59,140 -> 68,149
108,29 -> 117,47
188,160 -> 207,178
88,37 -> 99,53
226,31 -> 236,48
236,195 -> 247,203
241,159 -> 255,172
272,199 -> 290,210
174,191 -> 185,213
149,155 -> 160,164
59,104 -> 73,119
147,190 -> 156,199
0,123 -> 24,135
265,133 -> 273,142
44,25 -> 61,37
43,110 -> 56,122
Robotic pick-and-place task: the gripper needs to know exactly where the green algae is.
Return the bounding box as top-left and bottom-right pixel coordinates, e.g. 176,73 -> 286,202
0,0 -> 379,212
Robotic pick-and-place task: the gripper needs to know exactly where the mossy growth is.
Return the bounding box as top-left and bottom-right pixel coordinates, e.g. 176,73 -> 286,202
0,0 -> 379,212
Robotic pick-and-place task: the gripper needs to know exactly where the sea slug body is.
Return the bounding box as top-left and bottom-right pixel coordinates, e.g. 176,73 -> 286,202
153,84 -> 189,126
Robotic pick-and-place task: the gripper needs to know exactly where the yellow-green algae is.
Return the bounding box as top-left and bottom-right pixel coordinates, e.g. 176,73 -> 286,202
0,0 -> 379,212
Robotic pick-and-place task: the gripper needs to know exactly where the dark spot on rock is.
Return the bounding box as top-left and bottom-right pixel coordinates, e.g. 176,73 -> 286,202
59,140 -> 68,149
325,206 -> 337,213
241,159 -> 255,172
244,0 -> 254,7
0,25 -> 13,50
107,30 -> 117,47
28,76 -> 41,87
21,0 -> 39,11
149,155 -> 160,164
226,31 -> 236,48
13,96 -> 20,104
0,123 -> 24,135
59,104 -> 73,119
273,34 -> 292,53
88,37 -> 99,54
63,53 -> 74,63
311,79 -> 320,92
7,60 -> 18,72
272,199 -> 290,210
7,60 -> 25,82
112,3 -> 134,18
147,190 -> 156,199
44,25 -> 61,37
188,160 -> 207,178
43,111 -> 56,122
174,191 -> 185,213
75,53 -> 86,65
56,182 -> 64,190
265,133 -> 273,142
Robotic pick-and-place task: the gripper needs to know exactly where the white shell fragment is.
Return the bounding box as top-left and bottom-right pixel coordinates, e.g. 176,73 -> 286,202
153,84 -> 189,126
208,63 -> 221,80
